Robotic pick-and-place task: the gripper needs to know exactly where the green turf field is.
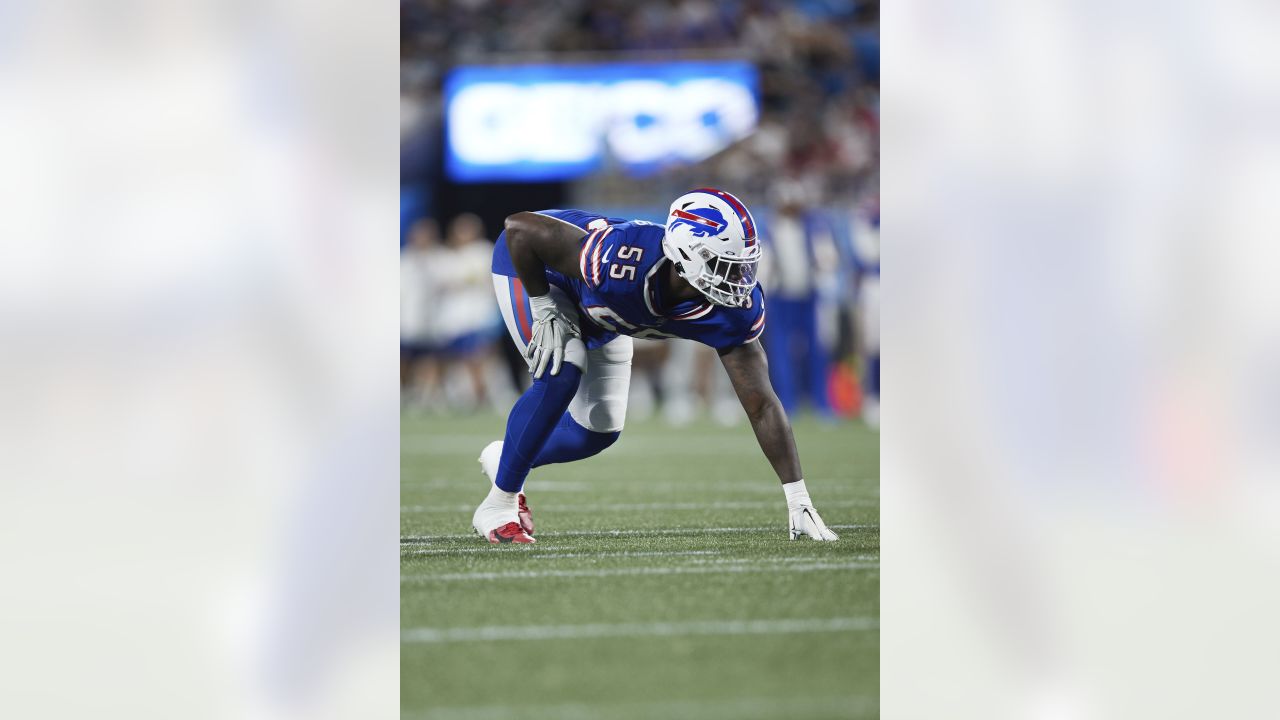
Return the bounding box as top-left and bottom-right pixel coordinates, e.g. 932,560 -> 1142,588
401,410 -> 879,720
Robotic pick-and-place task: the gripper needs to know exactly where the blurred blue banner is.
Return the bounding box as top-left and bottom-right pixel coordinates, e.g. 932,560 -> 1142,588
444,61 -> 759,182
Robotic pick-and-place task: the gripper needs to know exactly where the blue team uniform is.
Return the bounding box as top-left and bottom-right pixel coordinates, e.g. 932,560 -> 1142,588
492,209 -> 766,351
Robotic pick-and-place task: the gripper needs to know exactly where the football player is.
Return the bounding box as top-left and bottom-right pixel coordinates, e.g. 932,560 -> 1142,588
473,188 -> 840,543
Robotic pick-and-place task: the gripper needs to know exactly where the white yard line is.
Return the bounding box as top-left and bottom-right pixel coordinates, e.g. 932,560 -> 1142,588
405,549 -> 872,563
400,523 -> 877,543
407,695 -> 876,720
402,560 -> 876,582
522,549 -> 721,560
403,545 -> 574,555
686,554 -> 878,565
400,499 -> 876,514
402,616 -> 877,643
402,478 -> 879,495
402,548 -> 721,559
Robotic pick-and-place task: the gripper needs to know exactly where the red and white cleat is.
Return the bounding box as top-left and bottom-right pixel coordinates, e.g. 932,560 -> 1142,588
479,440 -> 535,536
485,521 -> 536,544
473,492 -> 534,544
516,492 -> 534,536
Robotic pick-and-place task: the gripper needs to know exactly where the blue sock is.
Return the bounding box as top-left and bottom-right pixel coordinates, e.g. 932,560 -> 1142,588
533,412 -> 620,467
495,364 -> 583,492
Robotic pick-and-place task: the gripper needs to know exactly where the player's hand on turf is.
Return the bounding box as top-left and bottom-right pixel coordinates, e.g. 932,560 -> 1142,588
526,293 -> 579,378
789,505 -> 839,541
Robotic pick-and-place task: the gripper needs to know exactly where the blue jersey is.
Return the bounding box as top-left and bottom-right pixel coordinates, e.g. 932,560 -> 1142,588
492,209 -> 766,351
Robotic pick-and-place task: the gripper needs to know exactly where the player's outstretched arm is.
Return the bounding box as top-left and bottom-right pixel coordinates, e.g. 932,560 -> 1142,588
719,341 -> 839,541
718,340 -> 802,483
503,212 -> 589,376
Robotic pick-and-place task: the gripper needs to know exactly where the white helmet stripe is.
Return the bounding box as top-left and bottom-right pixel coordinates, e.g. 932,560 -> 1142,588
670,208 -> 724,231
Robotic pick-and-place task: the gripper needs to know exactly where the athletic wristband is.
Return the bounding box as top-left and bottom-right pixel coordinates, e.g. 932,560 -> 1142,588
528,292 -> 556,319
783,479 -> 812,509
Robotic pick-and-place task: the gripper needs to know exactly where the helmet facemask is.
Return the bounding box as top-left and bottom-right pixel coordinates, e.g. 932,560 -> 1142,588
687,245 -> 759,307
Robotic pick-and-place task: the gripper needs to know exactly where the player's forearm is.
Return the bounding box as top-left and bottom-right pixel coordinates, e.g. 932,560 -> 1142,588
745,397 -> 804,485
504,214 -> 555,296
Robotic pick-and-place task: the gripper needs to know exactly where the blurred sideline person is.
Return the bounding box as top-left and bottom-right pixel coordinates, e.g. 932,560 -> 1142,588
400,219 -> 442,406
760,180 -> 831,416
625,337 -> 739,426
852,200 -> 880,428
658,339 -> 742,427
430,214 -> 506,412
469,188 -> 841,544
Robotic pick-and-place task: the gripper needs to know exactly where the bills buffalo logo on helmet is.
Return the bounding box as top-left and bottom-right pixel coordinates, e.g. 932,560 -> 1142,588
668,205 -> 727,238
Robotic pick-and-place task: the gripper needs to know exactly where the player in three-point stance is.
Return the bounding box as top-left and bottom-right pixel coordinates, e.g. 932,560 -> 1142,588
473,187 -> 840,544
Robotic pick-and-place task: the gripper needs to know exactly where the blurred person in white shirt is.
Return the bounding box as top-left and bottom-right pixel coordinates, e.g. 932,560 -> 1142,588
401,218 -> 443,407
431,213 -> 504,411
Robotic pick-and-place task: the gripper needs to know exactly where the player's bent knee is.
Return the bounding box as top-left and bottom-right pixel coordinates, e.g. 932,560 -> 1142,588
570,379 -> 628,432
570,341 -> 631,433
582,396 -> 626,433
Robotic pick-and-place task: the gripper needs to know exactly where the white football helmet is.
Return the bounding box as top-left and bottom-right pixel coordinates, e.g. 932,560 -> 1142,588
662,187 -> 761,308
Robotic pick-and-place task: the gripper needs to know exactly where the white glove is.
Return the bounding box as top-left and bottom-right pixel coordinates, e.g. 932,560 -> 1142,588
525,293 -> 579,378
784,480 -> 838,541
789,504 -> 839,541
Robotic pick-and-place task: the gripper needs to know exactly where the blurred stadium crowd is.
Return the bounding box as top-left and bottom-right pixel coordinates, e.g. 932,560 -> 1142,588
401,0 -> 879,426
